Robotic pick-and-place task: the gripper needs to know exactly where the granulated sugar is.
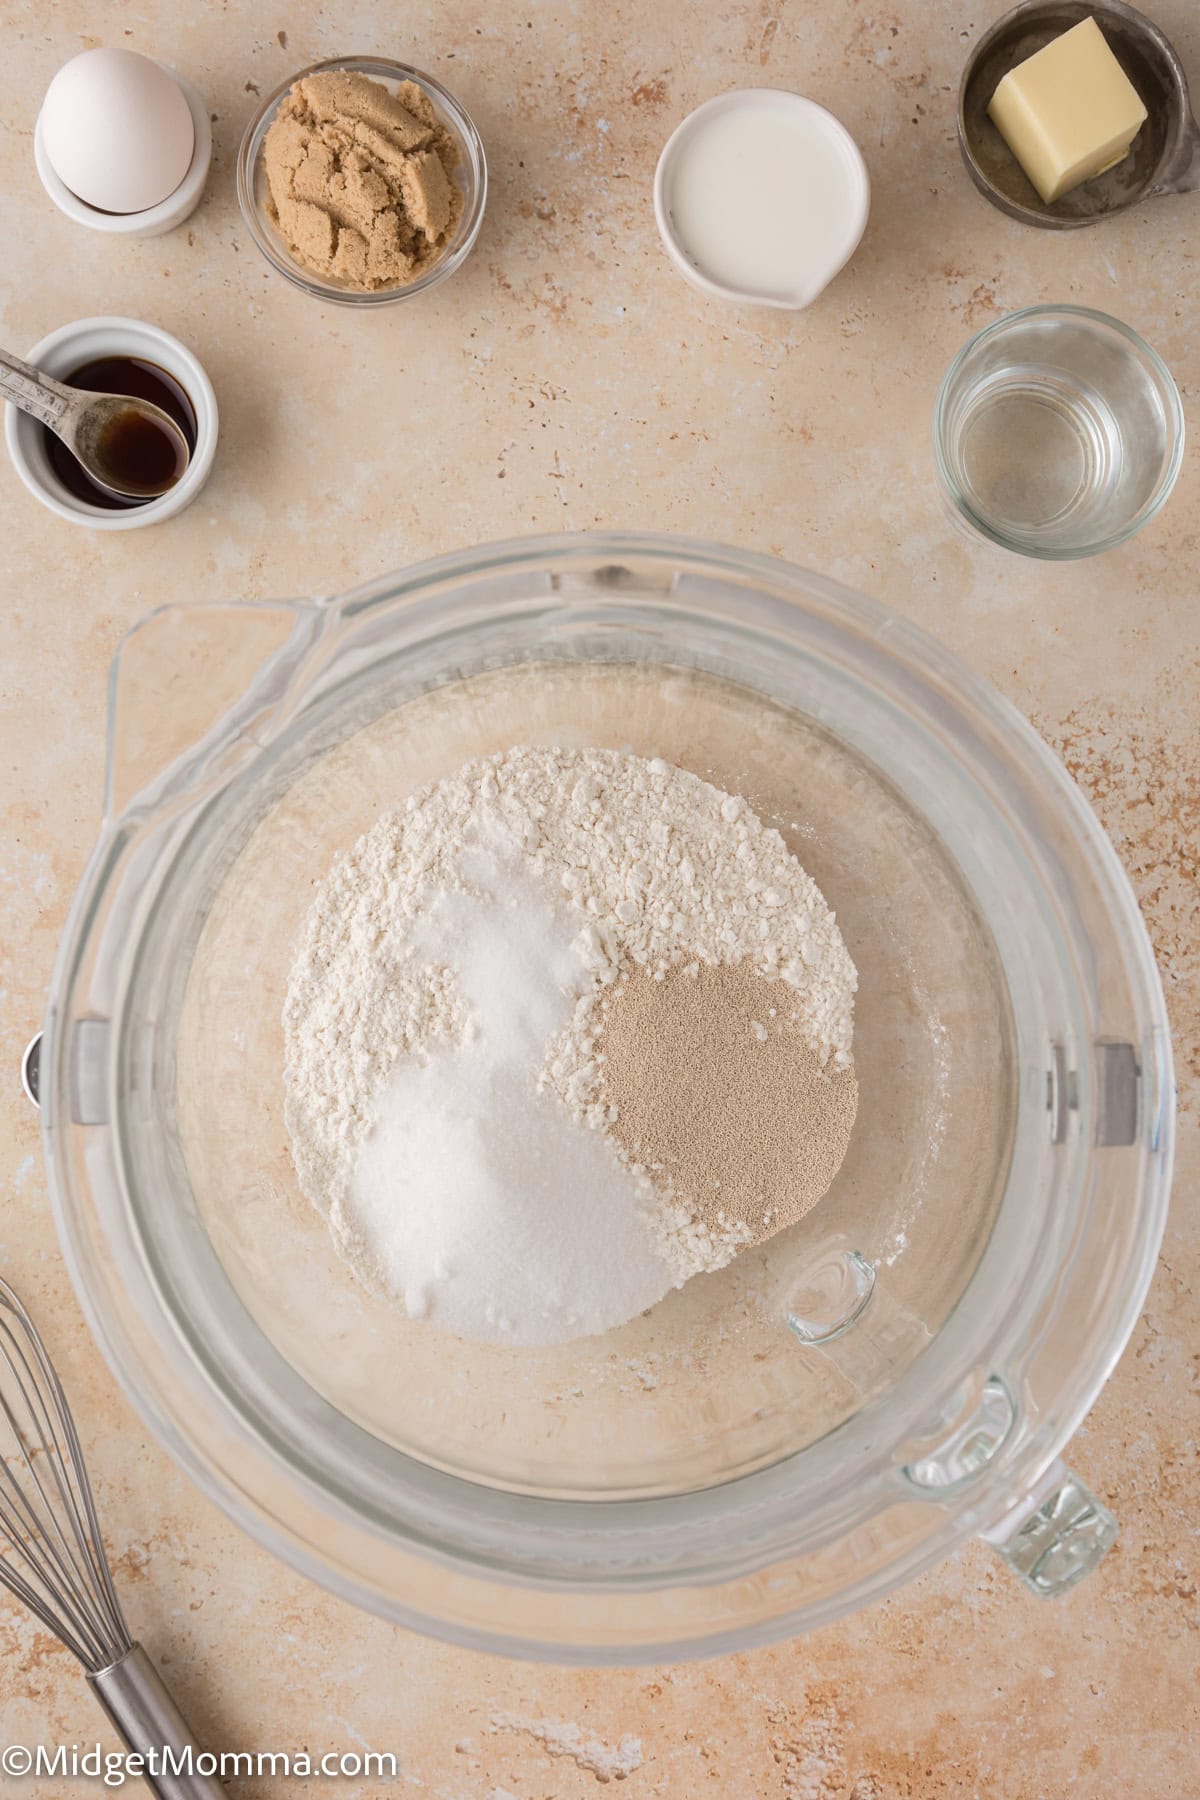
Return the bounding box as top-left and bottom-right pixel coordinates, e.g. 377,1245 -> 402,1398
348,862 -> 682,1343
597,961 -> 859,1245
282,745 -> 859,1345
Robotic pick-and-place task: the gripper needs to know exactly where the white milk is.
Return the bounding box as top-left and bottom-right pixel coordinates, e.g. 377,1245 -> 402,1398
661,94 -> 867,304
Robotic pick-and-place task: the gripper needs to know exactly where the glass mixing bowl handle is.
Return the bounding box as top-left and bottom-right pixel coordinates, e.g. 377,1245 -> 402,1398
786,1241 -> 1120,1600
978,1462 -> 1119,1598
104,599 -> 327,820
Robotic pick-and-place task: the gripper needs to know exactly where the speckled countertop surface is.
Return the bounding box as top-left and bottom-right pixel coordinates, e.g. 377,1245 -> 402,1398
1,1 -> 1197,1795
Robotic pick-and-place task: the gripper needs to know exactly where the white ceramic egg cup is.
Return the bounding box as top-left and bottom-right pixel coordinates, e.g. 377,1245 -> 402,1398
5,316 -> 218,530
34,68 -> 211,239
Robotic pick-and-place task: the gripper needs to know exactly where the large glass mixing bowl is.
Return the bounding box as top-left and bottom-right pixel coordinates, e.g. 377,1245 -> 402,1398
44,535 -> 1173,1661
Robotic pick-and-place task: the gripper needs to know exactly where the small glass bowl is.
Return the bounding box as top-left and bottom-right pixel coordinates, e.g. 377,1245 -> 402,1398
933,305 -> 1185,560
236,56 -> 487,307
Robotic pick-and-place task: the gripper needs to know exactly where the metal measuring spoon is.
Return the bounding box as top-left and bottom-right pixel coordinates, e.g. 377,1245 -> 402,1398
0,346 -> 191,499
959,0 -> 1200,229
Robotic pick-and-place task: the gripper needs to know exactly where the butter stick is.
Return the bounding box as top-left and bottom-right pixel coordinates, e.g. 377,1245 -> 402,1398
988,17 -> 1148,204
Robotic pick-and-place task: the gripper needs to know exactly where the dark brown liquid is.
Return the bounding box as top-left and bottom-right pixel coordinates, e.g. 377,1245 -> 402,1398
44,356 -> 197,510
94,407 -> 189,497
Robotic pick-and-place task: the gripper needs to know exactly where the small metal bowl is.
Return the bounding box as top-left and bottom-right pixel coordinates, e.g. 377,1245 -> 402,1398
959,0 -> 1200,228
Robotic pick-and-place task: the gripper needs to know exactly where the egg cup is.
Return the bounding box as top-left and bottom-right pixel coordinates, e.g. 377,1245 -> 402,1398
34,67 -> 212,239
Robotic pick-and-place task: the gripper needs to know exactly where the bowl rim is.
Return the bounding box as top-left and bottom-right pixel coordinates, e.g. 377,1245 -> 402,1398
235,54 -> 488,307
4,314 -> 219,530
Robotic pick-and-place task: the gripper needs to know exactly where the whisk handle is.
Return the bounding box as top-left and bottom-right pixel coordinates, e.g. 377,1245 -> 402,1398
87,1644 -> 225,1798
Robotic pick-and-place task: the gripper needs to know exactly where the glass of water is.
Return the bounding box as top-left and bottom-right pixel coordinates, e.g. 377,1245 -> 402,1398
934,305 -> 1184,559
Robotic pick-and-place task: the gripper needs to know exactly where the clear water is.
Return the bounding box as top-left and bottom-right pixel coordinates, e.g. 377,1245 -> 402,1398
958,368 -> 1124,535
940,315 -> 1176,555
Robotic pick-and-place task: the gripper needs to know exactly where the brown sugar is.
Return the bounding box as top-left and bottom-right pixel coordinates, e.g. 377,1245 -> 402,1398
597,960 -> 859,1247
262,72 -> 463,290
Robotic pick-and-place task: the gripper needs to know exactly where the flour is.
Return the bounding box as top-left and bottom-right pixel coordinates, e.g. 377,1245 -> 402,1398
488,1712 -> 644,1783
283,745 -> 857,1343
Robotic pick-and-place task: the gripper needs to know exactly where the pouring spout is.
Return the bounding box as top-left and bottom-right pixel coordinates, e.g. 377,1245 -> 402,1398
104,600 -> 327,820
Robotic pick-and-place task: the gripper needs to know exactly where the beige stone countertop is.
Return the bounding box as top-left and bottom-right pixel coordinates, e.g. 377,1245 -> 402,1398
1,0 -> 1197,1795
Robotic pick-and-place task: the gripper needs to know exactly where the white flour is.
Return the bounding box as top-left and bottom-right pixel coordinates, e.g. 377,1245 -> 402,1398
489,1712 -> 644,1783
283,745 -> 857,1343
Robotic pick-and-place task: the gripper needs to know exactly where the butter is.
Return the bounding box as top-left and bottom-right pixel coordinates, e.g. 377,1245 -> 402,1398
988,17 -> 1148,204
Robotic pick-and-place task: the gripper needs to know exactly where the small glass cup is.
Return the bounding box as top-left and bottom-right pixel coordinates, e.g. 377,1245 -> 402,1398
933,305 -> 1184,559
236,56 -> 487,307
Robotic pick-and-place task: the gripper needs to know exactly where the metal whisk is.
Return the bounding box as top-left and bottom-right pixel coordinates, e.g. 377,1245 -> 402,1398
0,1276 -> 222,1798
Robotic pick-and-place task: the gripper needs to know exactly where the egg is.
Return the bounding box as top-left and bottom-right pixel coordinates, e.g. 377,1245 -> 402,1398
40,48 -> 195,215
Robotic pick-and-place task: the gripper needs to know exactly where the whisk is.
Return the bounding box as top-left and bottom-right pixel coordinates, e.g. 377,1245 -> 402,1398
0,1275 -> 223,1798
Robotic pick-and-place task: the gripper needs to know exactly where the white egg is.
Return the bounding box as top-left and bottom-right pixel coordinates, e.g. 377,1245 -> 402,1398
40,48 -> 195,215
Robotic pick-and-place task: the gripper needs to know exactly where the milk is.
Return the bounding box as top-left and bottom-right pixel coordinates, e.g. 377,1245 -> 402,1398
659,92 -> 868,305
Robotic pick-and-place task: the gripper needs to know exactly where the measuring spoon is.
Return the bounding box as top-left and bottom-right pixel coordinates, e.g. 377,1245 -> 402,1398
0,346 -> 191,499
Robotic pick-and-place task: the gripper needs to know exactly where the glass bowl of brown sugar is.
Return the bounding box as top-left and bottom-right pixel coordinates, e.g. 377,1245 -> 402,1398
236,55 -> 487,307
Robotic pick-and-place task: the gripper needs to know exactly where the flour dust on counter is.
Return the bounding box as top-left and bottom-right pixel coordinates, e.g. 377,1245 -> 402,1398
283,745 -> 859,1345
